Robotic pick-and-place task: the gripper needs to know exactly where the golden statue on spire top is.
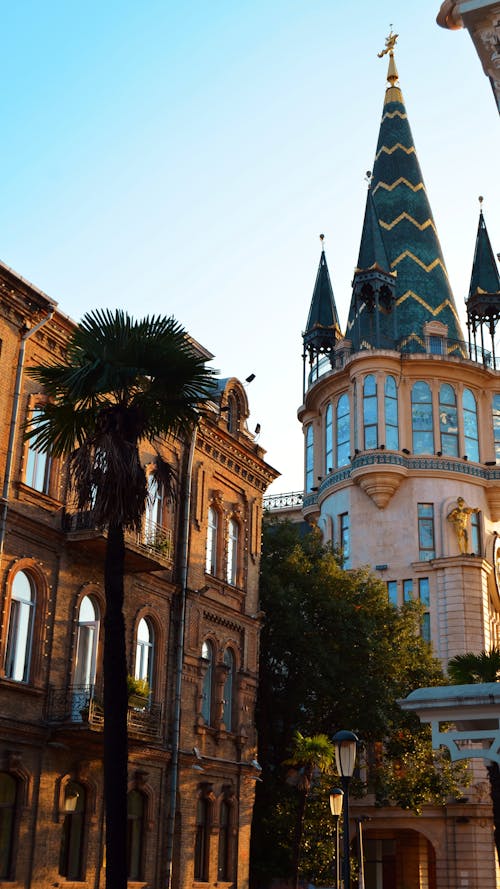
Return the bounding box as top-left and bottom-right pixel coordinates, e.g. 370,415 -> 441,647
378,29 -> 399,58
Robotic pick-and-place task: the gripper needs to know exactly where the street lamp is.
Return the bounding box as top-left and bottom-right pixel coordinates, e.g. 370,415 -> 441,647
333,730 -> 359,889
329,788 -> 344,889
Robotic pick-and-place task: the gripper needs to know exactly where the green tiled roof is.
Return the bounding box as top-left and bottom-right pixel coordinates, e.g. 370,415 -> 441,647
347,57 -> 463,351
304,247 -> 341,353
468,209 -> 500,298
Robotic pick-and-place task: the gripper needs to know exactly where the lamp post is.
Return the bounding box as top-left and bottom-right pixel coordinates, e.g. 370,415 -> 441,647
333,730 -> 359,889
329,788 -> 344,889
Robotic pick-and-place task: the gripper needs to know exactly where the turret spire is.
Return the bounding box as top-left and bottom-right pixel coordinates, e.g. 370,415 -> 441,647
346,37 -> 463,352
303,236 -> 341,393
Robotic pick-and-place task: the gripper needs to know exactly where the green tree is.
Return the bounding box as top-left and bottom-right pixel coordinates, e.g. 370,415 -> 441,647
251,520 -> 466,887
27,309 -> 215,889
448,648 -> 500,865
283,732 -> 335,889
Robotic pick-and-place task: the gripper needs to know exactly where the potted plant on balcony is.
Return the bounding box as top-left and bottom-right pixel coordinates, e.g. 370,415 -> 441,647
127,675 -> 150,709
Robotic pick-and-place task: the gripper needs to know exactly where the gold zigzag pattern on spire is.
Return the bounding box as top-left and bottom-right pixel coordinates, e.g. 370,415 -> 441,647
391,251 -> 449,279
373,178 -> 425,195
379,213 -> 437,235
381,110 -> 408,122
375,143 -> 416,161
398,332 -> 425,349
396,290 -> 461,325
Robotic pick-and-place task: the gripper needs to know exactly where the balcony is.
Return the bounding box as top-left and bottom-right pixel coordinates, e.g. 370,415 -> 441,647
62,512 -> 174,572
46,684 -> 163,742
307,335 -> 496,388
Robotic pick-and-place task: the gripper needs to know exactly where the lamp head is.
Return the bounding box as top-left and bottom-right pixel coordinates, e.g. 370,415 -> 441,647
332,729 -> 359,778
329,787 -> 344,817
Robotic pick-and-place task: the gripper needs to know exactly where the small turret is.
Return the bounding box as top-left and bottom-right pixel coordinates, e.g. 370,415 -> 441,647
466,198 -> 500,367
302,235 -> 341,393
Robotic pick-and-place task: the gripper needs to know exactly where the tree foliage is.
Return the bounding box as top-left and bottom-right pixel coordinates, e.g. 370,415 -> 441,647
251,520 -> 467,888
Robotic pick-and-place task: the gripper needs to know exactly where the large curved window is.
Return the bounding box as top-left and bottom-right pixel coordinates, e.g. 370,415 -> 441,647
222,648 -> 235,732
201,641 -> 214,725
0,773 -> 17,879
325,404 -> 333,473
59,781 -> 86,881
305,425 -> 314,492
439,384 -> 458,456
226,519 -> 239,586
144,474 -> 163,546
127,790 -> 145,881
135,618 -> 154,691
412,382 -> 433,454
73,596 -> 100,720
336,395 -> 350,467
25,407 -> 51,494
384,376 -> 399,450
363,375 -> 377,449
5,570 -> 35,683
463,389 -> 479,462
206,508 -> 218,576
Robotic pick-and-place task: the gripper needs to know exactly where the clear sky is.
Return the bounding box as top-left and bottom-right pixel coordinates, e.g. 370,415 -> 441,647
2,1 -> 499,494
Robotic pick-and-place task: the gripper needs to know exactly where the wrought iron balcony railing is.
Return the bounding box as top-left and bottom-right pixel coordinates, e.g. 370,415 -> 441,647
62,512 -> 174,563
46,684 -> 163,740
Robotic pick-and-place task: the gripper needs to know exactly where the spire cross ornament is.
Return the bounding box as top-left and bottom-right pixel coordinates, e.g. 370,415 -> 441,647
378,28 -> 399,58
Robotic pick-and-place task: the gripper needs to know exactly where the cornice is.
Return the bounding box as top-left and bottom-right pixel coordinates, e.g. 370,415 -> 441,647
197,423 -> 278,493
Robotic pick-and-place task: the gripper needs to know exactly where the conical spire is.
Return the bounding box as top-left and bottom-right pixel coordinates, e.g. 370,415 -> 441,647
347,36 -> 463,352
304,235 -> 341,357
468,201 -> 500,298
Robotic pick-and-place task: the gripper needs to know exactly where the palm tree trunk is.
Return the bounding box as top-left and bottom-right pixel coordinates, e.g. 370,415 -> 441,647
104,523 -> 128,889
487,762 -> 500,867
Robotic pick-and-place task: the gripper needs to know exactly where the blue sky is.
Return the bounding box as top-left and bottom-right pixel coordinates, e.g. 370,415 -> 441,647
2,1 -> 499,493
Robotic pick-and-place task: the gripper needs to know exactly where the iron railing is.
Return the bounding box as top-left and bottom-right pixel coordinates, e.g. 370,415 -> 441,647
263,491 -> 304,511
62,512 -> 174,563
46,684 -> 163,740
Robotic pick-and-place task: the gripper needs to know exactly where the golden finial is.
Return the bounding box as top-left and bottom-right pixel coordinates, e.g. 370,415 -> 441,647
378,27 -> 399,88
377,28 -> 399,58
319,233 -> 325,251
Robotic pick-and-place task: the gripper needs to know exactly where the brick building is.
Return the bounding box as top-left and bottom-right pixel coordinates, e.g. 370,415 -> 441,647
0,262 -> 278,887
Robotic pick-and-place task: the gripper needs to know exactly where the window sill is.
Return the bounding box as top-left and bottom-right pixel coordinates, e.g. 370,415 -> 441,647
0,677 -> 43,696
17,482 -> 62,510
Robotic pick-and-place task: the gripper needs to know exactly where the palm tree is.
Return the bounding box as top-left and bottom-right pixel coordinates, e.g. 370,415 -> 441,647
27,308 -> 215,889
283,731 -> 336,889
448,648 -> 500,866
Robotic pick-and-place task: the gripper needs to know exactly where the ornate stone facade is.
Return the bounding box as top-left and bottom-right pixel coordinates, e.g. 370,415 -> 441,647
0,261 -> 278,887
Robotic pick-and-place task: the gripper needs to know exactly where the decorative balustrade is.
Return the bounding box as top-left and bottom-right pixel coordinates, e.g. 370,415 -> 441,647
62,512 -> 174,563
46,684 -> 163,740
263,491 -> 304,511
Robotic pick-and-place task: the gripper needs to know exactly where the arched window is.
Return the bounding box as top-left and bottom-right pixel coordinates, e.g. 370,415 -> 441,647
384,376 -> 399,450
25,407 -> 51,494
325,404 -> 333,473
463,389 -> 479,462
135,618 -> 154,692
5,570 -> 35,682
127,790 -> 145,881
226,519 -> 239,586
412,382 -> 433,454
194,797 -> 210,881
493,394 -> 500,462
73,596 -> 100,720
144,474 -> 163,546
336,394 -> 350,467
226,393 -> 239,434
59,781 -> 86,881
305,425 -> 314,492
363,375 -> 377,449
0,772 -> 17,879
439,384 -> 458,456
206,507 -> 218,576
201,641 -> 214,725
222,649 -> 235,732
218,799 -> 232,881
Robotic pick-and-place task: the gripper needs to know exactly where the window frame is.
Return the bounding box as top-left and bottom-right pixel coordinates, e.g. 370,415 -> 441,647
411,381 -> 434,455
417,503 -> 436,561
4,570 -> 35,683
439,383 -> 459,457
201,640 -> 215,726
463,388 -> 479,462
384,375 -> 399,450
336,394 -> 350,468
59,780 -> 87,882
363,374 -> 378,449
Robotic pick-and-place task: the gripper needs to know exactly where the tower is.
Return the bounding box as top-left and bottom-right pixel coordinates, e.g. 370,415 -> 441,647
294,36 -> 500,889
